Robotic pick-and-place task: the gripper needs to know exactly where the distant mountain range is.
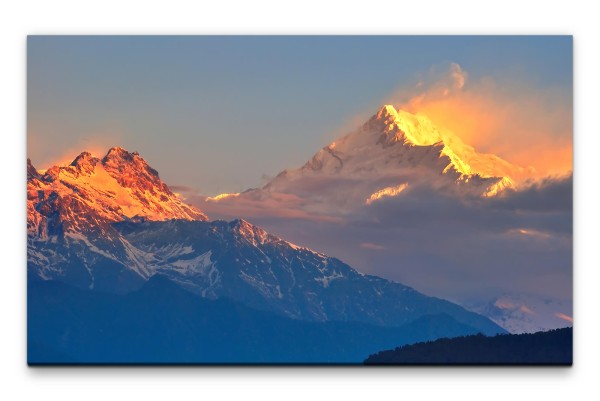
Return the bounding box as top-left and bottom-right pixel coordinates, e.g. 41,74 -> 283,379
464,294 -> 573,334
28,104 -> 572,363
27,139 -> 508,363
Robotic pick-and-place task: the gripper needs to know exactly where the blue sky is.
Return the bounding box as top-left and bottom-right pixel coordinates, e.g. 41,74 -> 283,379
27,36 -> 572,194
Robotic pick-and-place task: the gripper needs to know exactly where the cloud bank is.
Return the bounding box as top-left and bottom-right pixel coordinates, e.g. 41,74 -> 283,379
198,175 -> 572,304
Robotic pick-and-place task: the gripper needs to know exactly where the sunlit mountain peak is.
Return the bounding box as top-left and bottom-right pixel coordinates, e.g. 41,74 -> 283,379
366,105 -> 524,182
27,147 -> 208,239
376,104 -> 398,119
259,105 -> 527,204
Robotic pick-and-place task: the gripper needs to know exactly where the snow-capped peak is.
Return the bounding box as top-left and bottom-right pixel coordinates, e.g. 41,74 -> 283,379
287,105 -> 521,192
250,104 -> 529,213
102,147 -> 162,186
230,218 -> 273,245
70,151 -> 100,175
376,104 -> 398,119
367,105 -> 522,181
102,146 -> 137,163
27,147 -> 208,238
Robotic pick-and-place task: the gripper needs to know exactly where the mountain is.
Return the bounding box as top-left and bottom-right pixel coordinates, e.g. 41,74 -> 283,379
364,327 -> 572,365
113,218 -> 503,332
464,294 -> 573,334
27,147 -> 505,341
28,278 -> 488,364
27,148 -> 207,292
27,147 -> 207,238
268,105 -> 520,195
204,105 -> 524,218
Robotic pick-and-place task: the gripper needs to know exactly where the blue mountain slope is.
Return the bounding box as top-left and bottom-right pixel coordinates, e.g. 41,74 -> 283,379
28,277 -> 488,364
116,218 -> 505,335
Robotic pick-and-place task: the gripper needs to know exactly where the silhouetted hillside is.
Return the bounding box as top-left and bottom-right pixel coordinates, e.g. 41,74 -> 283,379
365,327 -> 572,365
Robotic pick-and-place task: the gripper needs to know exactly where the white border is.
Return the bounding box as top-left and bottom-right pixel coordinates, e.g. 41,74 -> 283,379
2,1 -> 598,400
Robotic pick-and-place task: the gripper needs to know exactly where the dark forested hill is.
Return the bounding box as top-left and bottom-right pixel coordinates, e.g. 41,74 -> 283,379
365,327 -> 572,365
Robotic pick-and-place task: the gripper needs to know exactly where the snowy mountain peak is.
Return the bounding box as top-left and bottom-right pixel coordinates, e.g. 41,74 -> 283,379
103,146 -> 132,160
252,105 -> 526,208
70,152 -> 100,175
229,218 -> 273,245
368,106 -> 523,182
368,105 -> 449,149
376,104 -> 398,119
102,147 -> 161,186
71,151 -> 95,164
27,147 -> 208,238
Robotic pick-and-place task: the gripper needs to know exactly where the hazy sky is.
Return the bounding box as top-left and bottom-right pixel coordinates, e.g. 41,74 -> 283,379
27,36 -> 572,195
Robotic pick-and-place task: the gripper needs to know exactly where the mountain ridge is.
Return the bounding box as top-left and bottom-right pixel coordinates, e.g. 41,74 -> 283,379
265,104 -> 520,198
205,105 -> 523,221
27,145 -> 505,335
27,147 -> 207,239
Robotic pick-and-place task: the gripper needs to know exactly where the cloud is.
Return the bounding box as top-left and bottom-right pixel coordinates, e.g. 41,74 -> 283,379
554,312 -> 573,323
506,228 -> 552,240
385,62 -> 572,179
449,63 -> 467,89
489,175 -> 573,213
191,172 -> 572,304
359,242 -> 386,251
365,183 -> 409,205
195,190 -> 344,223
494,299 -> 517,310
520,305 -> 535,315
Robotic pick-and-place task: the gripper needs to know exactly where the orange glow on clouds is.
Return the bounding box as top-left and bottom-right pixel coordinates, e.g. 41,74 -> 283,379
555,312 -> 573,323
519,305 -> 535,315
206,192 -> 241,202
360,242 -> 386,251
507,228 -> 552,240
365,183 -> 408,205
388,63 -> 572,180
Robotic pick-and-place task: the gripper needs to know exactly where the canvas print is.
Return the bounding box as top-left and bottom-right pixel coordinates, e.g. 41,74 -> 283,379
27,36 -> 573,365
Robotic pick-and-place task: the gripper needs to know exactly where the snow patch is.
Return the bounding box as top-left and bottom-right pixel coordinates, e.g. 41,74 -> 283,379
314,271 -> 344,288
168,251 -> 213,276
